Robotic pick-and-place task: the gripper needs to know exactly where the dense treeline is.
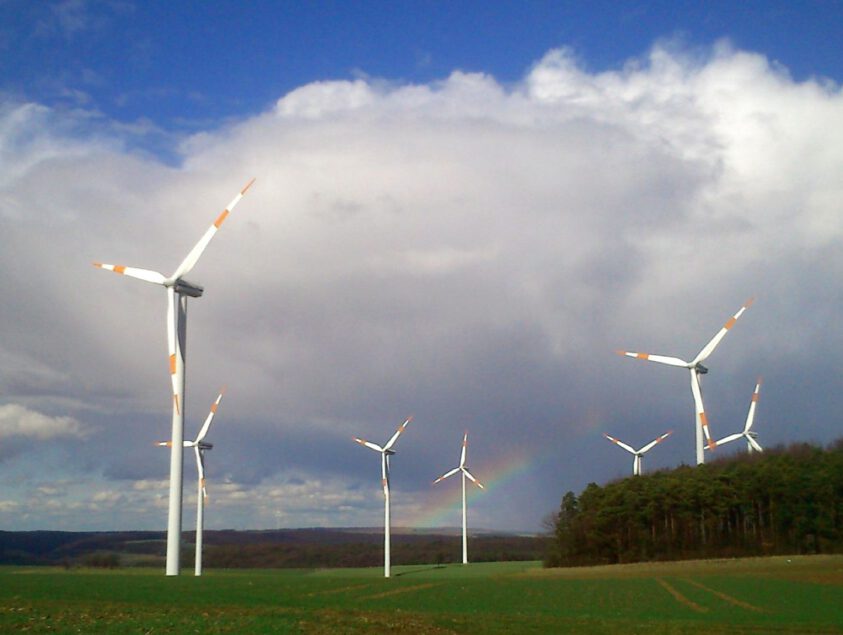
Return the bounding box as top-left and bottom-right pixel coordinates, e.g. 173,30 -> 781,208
546,441 -> 843,567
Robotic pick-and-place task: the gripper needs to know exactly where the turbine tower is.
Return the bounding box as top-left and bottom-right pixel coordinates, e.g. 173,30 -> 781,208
433,431 -> 484,564
617,298 -> 753,465
353,416 -> 412,578
603,430 -> 672,476
95,179 -> 254,575
712,379 -> 764,453
158,389 -> 224,576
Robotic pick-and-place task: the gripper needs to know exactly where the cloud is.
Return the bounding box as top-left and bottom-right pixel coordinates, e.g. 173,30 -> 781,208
1,42 -> 842,531
0,404 -> 87,441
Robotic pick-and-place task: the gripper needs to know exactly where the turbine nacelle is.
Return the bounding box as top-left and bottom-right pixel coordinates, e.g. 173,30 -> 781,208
171,278 -> 204,298
695,363 -> 709,375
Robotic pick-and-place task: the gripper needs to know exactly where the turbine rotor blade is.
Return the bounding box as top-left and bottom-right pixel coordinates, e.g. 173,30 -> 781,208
196,389 -> 224,442
616,350 -> 690,368
194,446 -> 204,480
603,433 -> 636,455
353,437 -> 384,453
170,178 -> 255,281
692,298 -> 754,365
166,288 -> 180,415
462,468 -> 484,489
691,371 -> 715,449
381,452 -> 390,492
638,430 -> 673,454
93,263 -> 167,285
748,437 -> 764,453
383,416 -> 412,451
744,380 -> 762,433
434,467 -> 460,484
714,433 -> 744,446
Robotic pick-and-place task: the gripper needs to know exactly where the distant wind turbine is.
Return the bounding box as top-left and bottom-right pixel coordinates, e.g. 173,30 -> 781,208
353,416 -> 412,578
603,430 -> 672,476
95,179 -> 254,575
617,298 -> 753,465
433,431 -> 484,564
158,389 -> 224,576
712,379 -> 764,454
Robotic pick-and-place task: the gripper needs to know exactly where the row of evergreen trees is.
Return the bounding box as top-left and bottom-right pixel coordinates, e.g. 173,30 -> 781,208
546,441 -> 843,567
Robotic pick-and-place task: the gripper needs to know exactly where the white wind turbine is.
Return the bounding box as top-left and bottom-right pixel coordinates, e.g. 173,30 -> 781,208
433,431 -> 484,564
603,430 -> 672,476
353,416 -> 412,578
712,379 -> 764,454
95,179 -> 254,575
158,389 -> 223,577
617,298 -> 753,465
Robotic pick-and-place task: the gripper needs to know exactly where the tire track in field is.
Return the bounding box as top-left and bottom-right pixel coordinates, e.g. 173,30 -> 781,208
656,578 -> 709,613
681,578 -> 764,612
359,582 -> 442,600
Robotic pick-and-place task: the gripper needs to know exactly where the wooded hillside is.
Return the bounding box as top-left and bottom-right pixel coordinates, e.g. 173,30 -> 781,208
0,528 -> 550,568
546,441 -> 843,567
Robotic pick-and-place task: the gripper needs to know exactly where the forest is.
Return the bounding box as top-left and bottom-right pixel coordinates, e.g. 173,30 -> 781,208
546,441 -> 843,567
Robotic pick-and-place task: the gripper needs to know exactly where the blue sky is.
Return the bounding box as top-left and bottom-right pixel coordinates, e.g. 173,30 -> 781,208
1,1 -> 842,535
3,1 -> 842,139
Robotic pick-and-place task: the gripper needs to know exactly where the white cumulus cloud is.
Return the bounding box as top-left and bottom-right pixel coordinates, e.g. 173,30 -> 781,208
0,404 -> 87,441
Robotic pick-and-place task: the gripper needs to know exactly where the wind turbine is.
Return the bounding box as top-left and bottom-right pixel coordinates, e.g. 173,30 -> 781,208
158,389 -> 223,576
712,379 -> 763,454
353,416 -> 412,578
433,431 -> 484,564
617,298 -> 753,465
95,179 -> 254,575
603,430 -> 672,476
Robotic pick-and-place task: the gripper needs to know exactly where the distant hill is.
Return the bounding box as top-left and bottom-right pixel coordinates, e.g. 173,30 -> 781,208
0,527 -> 551,569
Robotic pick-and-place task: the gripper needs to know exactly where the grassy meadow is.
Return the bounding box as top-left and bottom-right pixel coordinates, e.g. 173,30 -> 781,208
2,556 -> 842,633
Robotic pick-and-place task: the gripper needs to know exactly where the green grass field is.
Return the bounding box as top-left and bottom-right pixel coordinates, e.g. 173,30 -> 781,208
2,556 -> 842,633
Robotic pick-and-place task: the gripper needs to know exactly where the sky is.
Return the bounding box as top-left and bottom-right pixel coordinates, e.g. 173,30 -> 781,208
1,0 -> 842,535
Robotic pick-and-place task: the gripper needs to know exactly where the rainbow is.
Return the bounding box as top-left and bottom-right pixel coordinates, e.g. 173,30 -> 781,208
407,449 -> 544,528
